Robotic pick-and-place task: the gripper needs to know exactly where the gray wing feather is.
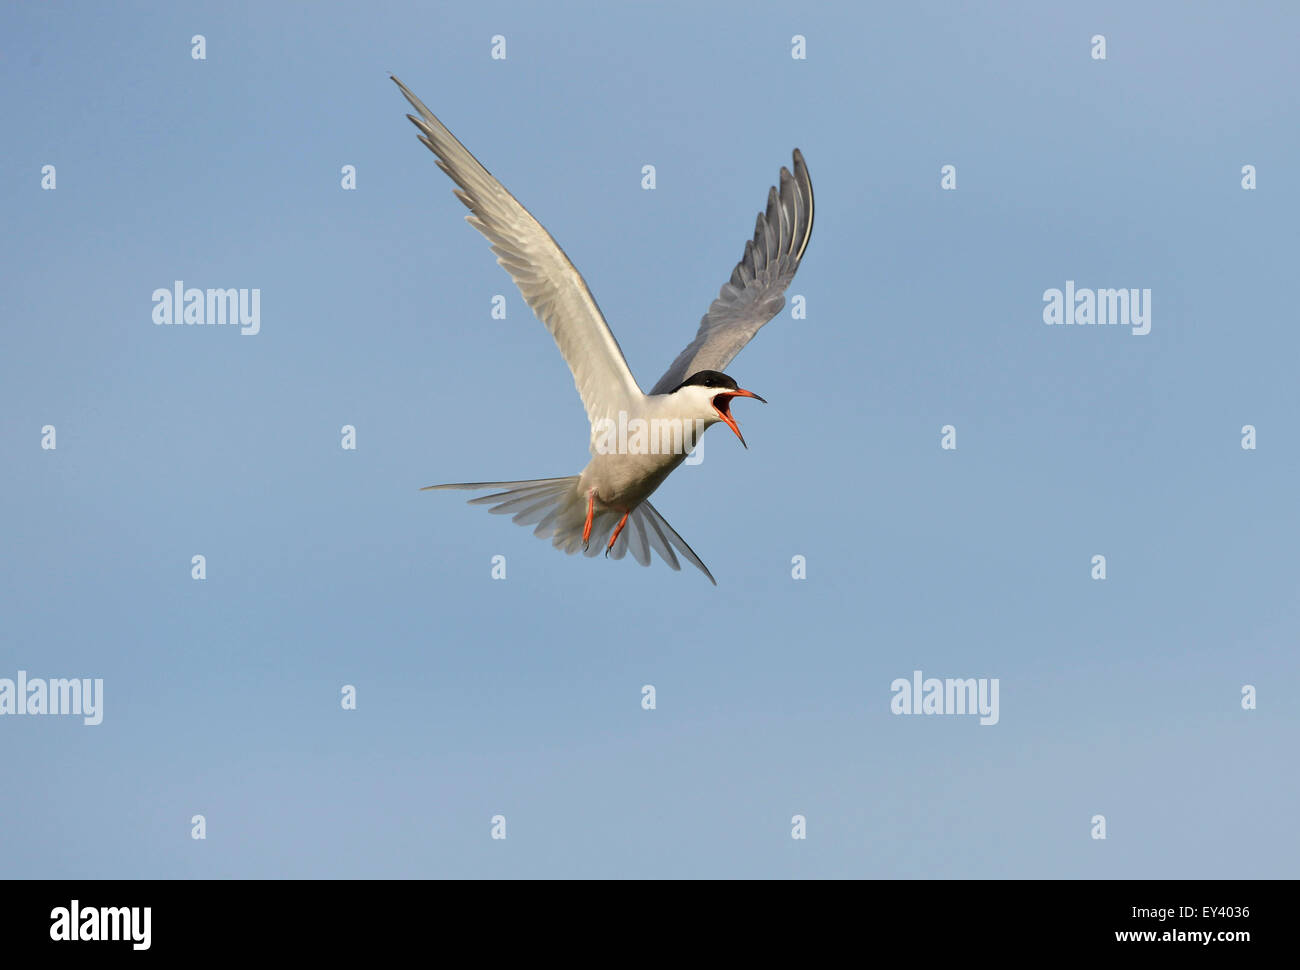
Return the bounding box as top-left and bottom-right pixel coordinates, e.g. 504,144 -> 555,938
650,149 -> 813,395
393,76 -> 643,427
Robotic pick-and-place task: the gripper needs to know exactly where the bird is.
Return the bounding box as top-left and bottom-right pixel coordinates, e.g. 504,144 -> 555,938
394,75 -> 813,584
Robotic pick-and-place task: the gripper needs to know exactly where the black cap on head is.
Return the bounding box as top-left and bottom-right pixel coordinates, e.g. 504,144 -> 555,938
671,370 -> 739,393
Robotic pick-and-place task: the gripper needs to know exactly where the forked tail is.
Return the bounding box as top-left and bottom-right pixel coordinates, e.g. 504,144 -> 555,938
423,477 -> 716,584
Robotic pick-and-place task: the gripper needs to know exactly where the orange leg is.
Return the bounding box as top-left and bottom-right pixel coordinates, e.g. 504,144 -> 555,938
582,491 -> 596,549
605,511 -> 630,557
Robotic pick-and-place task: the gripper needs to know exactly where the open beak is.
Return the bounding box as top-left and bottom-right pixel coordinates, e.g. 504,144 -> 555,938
712,389 -> 766,449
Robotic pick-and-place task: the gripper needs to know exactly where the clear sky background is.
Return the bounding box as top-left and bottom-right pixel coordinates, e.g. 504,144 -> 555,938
2,1 -> 1297,878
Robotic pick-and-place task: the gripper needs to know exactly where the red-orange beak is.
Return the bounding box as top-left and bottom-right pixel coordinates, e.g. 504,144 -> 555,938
712,388 -> 766,449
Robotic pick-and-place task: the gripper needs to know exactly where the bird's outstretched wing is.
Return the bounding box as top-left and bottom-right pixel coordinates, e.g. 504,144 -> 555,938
393,76 -> 643,426
650,150 -> 813,395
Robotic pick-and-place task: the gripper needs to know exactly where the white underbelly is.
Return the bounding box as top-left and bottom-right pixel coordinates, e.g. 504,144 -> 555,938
578,450 -> 687,510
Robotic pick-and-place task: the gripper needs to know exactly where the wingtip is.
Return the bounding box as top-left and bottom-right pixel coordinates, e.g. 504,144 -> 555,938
792,148 -> 810,186
391,75 -> 429,117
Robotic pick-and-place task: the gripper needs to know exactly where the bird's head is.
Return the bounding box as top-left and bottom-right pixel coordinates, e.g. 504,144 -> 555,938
668,370 -> 766,448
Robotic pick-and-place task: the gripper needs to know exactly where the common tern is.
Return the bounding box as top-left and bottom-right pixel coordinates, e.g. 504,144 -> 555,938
394,76 -> 814,583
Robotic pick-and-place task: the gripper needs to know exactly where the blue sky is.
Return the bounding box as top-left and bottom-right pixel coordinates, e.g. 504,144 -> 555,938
1,0 -> 1297,877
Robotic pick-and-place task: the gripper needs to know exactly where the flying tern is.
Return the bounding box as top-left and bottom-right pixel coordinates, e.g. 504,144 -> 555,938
394,76 -> 814,584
